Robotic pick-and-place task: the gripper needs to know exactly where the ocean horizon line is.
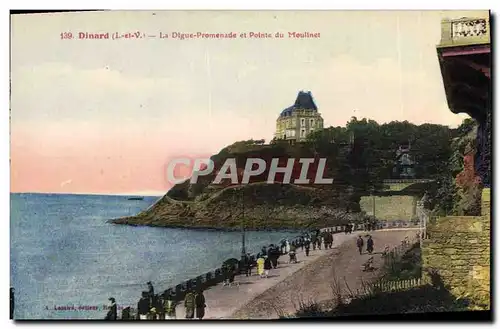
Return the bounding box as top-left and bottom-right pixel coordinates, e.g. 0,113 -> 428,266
10,191 -> 167,197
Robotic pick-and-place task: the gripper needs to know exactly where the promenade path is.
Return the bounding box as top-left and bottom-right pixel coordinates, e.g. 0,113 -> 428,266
175,228 -> 418,319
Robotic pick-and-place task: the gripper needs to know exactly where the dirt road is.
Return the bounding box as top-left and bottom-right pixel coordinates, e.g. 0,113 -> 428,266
230,230 -> 415,319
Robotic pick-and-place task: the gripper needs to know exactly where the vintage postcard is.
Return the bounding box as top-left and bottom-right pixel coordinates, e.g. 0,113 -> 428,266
9,10 -> 491,320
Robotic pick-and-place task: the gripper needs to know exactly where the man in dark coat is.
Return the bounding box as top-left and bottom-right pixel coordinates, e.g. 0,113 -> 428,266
280,240 -> 286,254
269,246 -> 279,269
356,235 -> 364,255
366,235 -> 374,254
194,289 -> 206,320
304,238 -> 311,256
137,291 -> 150,320
263,256 -> 272,278
222,264 -> 231,286
105,297 -> 117,320
155,295 -> 165,320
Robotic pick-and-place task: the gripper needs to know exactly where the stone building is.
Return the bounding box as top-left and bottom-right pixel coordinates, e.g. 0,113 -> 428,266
274,91 -> 324,143
392,142 -> 416,179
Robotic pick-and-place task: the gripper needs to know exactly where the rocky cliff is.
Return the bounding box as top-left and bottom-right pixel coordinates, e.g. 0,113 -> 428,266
110,182 -> 361,230
109,139 -> 362,230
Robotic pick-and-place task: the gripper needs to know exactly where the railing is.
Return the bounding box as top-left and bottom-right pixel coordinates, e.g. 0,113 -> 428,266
452,18 -> 488,38
361,277 -> 424,295
439,16 -> 490,47
382,179 -> 435,184
122,224 -> 419,319
377,220 -> 419,230
382,235 -> 419,269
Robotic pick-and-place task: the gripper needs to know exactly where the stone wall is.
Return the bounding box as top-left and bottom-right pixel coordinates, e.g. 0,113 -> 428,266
360,195 -> 417,221
422,188 -> 490,309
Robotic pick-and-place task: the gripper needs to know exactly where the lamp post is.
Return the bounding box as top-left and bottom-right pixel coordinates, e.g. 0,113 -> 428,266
240,187 -> 246,258
346,186 -> 354,230
370,187 -> 376,218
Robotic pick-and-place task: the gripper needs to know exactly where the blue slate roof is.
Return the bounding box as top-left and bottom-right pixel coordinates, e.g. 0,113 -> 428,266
280,91 -> 318,117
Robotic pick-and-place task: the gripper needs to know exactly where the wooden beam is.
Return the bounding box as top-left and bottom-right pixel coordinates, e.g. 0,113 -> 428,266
441,46 -> 490,57
450,57 -> 491,78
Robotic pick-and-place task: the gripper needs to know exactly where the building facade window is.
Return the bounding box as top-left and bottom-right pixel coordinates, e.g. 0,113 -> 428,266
301,118 -> 305,127
301,129 -> 306,137
310,119 -> 314,127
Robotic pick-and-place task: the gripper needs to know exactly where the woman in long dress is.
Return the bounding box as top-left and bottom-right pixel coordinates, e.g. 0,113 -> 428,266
256,256 -> 265,277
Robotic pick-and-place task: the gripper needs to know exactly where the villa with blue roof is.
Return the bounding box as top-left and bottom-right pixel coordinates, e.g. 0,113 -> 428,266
274,91 -> 324,144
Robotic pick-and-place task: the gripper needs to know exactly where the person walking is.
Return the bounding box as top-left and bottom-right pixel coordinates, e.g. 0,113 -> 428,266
356,235 -> 364,255
222,263 -> 230,286
163,291 -> 177,320
270,246 -> 280,269
304,238 -> 311,256
257,255 -> 265,278
366,235 -> 374,254
104,297 -> 117,320
137,291 -> 150,320
263,256 -> 272,278
184,289 -> 195,320
194,289 -> 206,320
155,295 -> 165,320
288,243 -> 298,263
247,254 -> 253,276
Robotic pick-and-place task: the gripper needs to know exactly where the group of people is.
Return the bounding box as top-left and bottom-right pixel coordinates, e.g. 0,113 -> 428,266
104,281 -> 207,320
101,228 -> 345,320
138,282 -> 206,320
356,235 -> 374,255
183,287 -> 206,320
255,244 -> 282,278
344,223 -> 355,234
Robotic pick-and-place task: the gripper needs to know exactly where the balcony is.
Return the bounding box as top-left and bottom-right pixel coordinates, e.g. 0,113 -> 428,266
438,16 -> 490,48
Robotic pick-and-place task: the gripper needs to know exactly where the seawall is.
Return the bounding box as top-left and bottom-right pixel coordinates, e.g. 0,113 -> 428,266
422,188 -> 490,309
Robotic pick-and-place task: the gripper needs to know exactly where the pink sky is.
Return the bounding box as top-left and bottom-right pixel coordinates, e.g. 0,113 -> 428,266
10,10 -> 480,195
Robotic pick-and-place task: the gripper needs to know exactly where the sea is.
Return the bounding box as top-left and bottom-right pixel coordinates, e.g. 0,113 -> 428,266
10,193 -> 299,319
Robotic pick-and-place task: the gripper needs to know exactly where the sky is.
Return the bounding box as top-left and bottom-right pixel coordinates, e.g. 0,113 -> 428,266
10,10 -> 486,195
